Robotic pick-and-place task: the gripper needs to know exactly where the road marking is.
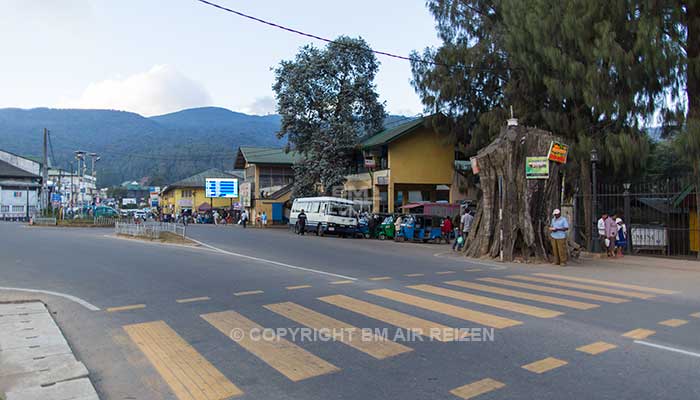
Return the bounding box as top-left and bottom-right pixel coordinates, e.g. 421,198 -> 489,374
124,320 -> 243,399
318,295 -> 466,342
691,312 -> 700,318
176,296 -> 210,304
286,285 -> 312,290
634,340 -> 700,358
369,276 -> 392,281
577,341 -> 617,355
106,304 -> 146,312
522,357 -> 568,374
532,273 -> 678,295
234,290 -> 264,296
202,310 -> 339,381
265,302 -> 412,360
507,275 -> 655,299
659,319 -> 688,327
189,238 -> 358,281
490,266 -> 508,270
446,280 -> 598,310
408,284 -> 563,318
404,273 -> 424,277
0,286 -> 100,311
436,271 -> 457,275
450,378 -> 505,399
478,278 -> 628,303
622,328 -> 656,339
465,268 -> 483,272
330,280 -> 354,285
366,289 -> 522,329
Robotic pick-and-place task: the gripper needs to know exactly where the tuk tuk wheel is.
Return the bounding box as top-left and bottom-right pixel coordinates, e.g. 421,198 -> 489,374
364,233 -> 370,239
378,233 -> 386,240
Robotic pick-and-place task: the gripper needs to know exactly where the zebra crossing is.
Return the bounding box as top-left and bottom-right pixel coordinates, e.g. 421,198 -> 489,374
121,273 -> 685,400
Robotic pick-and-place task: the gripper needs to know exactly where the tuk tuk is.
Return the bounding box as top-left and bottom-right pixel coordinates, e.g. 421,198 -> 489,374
376,215 -> 396,240
396,214 -> 443,243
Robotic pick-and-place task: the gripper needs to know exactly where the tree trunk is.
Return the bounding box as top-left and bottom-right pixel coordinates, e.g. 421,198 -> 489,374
464,125 -> 566,262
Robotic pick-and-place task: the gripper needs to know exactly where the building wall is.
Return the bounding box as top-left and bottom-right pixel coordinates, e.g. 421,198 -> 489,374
388,127 -> 454,185
0,187 -> 39,218
160,187 -> 238,214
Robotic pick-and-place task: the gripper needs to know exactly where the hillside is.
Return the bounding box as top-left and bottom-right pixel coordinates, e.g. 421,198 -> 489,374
0,107 -> 409,187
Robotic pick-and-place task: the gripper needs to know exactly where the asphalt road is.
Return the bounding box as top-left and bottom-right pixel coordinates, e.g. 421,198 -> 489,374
1,222 -> 699,400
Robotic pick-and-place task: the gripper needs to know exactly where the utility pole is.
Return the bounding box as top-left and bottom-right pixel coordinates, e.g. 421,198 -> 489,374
42,128 -> 49,212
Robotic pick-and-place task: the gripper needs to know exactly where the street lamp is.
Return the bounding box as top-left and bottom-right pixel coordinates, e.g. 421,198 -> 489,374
590,149 -> 599,253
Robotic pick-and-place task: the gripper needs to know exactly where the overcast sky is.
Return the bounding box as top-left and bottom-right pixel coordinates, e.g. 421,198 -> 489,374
0,0 -> 442,117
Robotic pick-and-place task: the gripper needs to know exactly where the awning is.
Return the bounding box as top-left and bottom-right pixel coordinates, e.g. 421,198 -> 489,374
197,202 -> 212,211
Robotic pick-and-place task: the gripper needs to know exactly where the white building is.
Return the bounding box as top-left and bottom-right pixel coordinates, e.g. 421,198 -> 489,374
0,158 -> 41,220
48,168 -> 97,207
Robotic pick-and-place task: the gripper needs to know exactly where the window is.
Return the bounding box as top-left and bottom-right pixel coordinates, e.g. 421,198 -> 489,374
1,205 -> 9,213
13,191 -> 22,198
181,190 -> 193,198
28,206 -> 37,214
329,202 -> 354,217
12,205 -> 24,213
308,202 -> 320,213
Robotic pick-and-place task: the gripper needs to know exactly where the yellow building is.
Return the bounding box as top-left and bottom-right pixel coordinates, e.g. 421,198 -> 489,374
160,168 -> 241,215
345,117 -> 475,213
234,147 -> 296,224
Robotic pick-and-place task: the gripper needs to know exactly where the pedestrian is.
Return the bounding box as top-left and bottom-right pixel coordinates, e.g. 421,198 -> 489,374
297,209 -> 307,235
393,214 -> 403,241
441,216 -> 452,244
615,217 -> 627,257
548,208 -> 569,266
597,212 -> 608,254
261,211 -> 268,228
455,209 -> 474,251
604,212 -> 618,257
213,210 -> 219,225
241,209 -> 248,228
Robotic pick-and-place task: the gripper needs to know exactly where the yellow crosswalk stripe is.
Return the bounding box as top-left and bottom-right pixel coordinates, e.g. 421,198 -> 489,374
201,310 -> 339,382
405,273 -> 424,277
234,290 -> 264,296
369,276 -> 392,281
577,341 -> 617,355
445,280 -> 598,310
330,280 -> 354,285
176,297 -> 210,304
659,319 -> 688,327
408,284 -> 563,318
366,289 -> 522,329
507,275 -> 655,299
124,320 -> 243,400
436,271 -> 457,275
106,304 -> 146,312
286,285 -> 312,290
691,312 -> 700,319
465,268 -> 483,272
522,357 -> 568,374
264,302 -> 412,360
450,378 -> 505,399
478,278 -> 628,303
622,328 -> 655,339
318,295 -> 466,342
533,273 -> 678,295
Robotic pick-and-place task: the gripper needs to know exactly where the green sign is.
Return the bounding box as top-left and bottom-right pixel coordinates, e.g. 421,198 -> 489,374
526,156 -> 549,179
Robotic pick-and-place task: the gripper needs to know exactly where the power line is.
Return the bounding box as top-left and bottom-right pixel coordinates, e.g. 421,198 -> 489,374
195,0 -> 447,67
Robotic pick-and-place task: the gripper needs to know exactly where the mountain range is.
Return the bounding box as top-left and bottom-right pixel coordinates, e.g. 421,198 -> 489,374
0,107 -> 408,187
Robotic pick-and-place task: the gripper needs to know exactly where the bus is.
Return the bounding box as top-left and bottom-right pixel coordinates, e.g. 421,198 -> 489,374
289,197 -> 358,236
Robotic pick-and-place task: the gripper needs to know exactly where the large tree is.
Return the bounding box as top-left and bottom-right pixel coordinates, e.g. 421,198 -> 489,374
412,0 -> 677,256
273,36 -> 386,197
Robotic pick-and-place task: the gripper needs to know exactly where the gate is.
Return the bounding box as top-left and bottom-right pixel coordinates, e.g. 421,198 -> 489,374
574,177 -> 698,258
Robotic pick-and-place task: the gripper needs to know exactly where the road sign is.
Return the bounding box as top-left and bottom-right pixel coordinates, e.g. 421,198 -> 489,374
205,178 -> 239,198
51,193 -> 61,202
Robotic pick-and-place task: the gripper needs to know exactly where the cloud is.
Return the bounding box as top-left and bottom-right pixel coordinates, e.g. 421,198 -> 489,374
243,96 -> 278,115
60,65 -> 212,116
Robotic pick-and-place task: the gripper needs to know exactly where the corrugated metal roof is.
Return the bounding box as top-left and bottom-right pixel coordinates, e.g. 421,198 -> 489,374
361,118 -> 425,148
166,168 -> 239,190
235,147 -> 297,168
0,159 -> 40,179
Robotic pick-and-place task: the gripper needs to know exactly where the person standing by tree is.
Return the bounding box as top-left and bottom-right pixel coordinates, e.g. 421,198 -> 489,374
456,210 -> 473,252
549,209 -> 569,266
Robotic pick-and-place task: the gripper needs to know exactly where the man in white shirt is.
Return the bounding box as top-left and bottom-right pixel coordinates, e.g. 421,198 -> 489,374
597,212 -> 608,253
454,210 -> 474,251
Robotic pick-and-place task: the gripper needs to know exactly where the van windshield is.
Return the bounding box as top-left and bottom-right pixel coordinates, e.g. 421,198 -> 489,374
328,202 -> 355,217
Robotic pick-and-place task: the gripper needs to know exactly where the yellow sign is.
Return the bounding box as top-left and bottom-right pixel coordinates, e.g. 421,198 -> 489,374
548,141 -> 568,164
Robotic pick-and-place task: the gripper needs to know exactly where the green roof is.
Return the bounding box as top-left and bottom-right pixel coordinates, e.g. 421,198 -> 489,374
361,118 -> 425,148
234,146 -> 297,168
165,168 -> 239,192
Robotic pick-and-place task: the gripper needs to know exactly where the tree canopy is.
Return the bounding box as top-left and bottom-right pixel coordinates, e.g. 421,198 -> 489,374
273,36 -> 386,197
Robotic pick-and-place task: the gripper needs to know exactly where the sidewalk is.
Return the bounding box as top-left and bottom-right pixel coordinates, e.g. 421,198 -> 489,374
0,301 -> 98,400
580,253 -> 700,272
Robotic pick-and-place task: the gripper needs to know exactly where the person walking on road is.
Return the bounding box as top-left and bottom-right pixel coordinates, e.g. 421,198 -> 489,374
297,209 -> 307,235
261,211 -> 268,228
441,217 -> 452,244
549,208 -> 569,266
454,210 -> 473,251
393,215 -> 403,242
241,209 -> 248,229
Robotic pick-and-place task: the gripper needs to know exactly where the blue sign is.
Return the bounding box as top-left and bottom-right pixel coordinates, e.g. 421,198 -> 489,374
205,178 -> 238,198
51,193 -> 61,202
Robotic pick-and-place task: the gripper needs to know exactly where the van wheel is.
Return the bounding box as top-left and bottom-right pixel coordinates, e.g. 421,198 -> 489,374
316,224 -> 324,237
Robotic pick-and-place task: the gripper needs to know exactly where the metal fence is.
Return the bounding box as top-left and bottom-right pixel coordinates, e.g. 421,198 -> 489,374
573,177 -> 699,258
32,217 -> 57,226
115,222 -> 186,239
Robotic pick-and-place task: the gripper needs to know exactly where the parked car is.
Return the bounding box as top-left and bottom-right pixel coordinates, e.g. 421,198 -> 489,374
94,205 -> 119,217
289,197 -> 358,237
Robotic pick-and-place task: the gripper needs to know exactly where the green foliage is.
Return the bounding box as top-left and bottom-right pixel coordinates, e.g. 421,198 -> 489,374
273,36 -> 386,196
411,0 -> 680,181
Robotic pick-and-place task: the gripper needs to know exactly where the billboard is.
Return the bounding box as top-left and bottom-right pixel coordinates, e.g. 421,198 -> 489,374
240,182 -> 252,207
548,141 -> 569,164
205,178 -> 239,198
525,157 -> 549,179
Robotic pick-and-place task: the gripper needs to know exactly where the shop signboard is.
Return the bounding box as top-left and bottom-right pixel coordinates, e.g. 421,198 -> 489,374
525,157 -> 550,179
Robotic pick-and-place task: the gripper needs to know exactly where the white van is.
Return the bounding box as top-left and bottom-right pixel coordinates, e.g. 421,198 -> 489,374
290,197 -> 358,236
